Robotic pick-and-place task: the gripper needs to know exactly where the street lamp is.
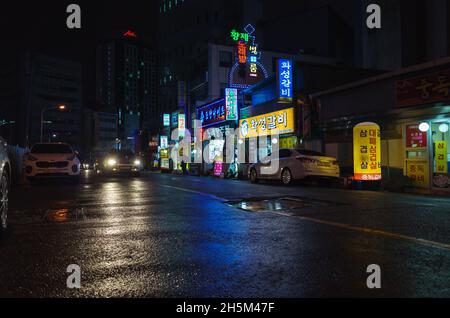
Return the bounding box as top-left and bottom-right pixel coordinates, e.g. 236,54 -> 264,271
40,105 -> 67,142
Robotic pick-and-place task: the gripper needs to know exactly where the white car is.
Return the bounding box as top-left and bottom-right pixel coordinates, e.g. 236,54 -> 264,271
249,149 -> 340,185
24,143 -> 81,184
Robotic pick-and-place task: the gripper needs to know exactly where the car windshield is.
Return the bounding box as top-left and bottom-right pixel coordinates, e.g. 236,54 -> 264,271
31,144 -> 73,154
107,150 -> 135,159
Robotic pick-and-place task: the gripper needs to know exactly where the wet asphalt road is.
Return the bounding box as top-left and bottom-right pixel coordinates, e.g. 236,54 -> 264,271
1,171 -> 450,298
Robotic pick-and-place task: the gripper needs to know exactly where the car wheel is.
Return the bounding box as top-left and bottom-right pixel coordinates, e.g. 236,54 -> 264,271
0,171 -> 9,233
250,169 -> 258,183
281,168 -> 293,185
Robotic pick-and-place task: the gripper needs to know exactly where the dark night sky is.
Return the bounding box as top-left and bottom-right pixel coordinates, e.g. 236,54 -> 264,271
0,0 -> 158,107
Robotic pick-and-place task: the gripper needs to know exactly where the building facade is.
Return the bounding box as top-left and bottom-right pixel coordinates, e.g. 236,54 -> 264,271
96,31 -> 158,150
24,53 -> 83,150
354,0 -> 450,70
313,57 -> 450,194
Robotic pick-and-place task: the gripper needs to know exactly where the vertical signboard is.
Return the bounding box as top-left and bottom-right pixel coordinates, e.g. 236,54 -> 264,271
435,141 -> 448,174
278,59 -> 293,101
160,136 -> 168,150
237,41 -> 247,65
353,122 -> 382,181
163,114 -> 170,127
178,113 -> 186,138
225,88 -> 238,120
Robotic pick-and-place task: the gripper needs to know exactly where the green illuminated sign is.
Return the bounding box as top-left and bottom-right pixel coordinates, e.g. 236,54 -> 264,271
230,29 -> 249,42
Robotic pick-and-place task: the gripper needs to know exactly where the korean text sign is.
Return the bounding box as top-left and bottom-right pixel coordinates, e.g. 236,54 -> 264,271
407,159 -> 429,188
163,114 -> 170,127
396,68 -> 450,107
278,59 -> 293,100
353,122 -> 382,181
406,124 -> 427,149
160,136 -> 168,150
435,141 -> 448,174
225,88 -> 238,120
239,108 -> 295,139
197,99 -> 226,127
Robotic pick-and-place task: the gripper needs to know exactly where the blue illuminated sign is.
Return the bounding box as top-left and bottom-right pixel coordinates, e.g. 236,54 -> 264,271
197,99 -> 226,128
278,59 -> 293,100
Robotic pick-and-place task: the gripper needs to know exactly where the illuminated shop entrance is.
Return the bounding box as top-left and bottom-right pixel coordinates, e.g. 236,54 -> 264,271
404,120 -> 450,191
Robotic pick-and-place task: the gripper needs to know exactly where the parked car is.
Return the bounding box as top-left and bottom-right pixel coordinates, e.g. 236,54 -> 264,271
249,148 -> 340,185
23,143 -> 81,184
0,136 -> 11,233
97,149 -> 142,177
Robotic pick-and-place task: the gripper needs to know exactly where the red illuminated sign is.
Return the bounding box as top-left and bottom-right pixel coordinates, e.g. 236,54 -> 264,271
237,41 -> 247,64
406,124 -> 428,149
396,68 -> 450,107
123,30 -> 138,38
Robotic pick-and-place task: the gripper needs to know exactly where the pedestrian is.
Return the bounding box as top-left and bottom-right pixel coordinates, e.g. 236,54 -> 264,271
181,160 -> 187,175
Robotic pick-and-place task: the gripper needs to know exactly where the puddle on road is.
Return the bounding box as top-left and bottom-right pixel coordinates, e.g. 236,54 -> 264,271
8,207 -> 88,225
43,208 -> 87,222
227,196 -> 341,213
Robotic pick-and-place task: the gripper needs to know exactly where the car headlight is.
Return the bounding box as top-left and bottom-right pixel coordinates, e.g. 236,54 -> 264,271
134,160 -> 141,166
106,159 -> 117,167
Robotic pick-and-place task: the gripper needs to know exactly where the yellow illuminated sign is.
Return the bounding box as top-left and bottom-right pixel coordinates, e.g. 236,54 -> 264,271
353,122 -> 382,181
407,159 -> 430,188
435,141 -> 448,174
239,108 -> 295,139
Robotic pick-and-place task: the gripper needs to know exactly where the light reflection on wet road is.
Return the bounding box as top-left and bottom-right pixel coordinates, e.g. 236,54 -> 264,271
1,172 -> 450,297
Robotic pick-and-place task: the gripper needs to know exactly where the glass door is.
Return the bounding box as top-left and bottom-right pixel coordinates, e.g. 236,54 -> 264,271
405,123 -> 430,189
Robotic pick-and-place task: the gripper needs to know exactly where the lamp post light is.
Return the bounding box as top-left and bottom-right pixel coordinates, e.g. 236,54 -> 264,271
40,105 -> 66,143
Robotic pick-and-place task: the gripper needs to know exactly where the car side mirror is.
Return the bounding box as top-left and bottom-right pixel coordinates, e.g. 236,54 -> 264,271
74,151 -> 79,157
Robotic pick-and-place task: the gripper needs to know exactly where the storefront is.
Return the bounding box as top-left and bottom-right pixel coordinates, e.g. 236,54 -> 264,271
238,107 -> 298,161
314,58 -> 450,194
196,98 -> 239,177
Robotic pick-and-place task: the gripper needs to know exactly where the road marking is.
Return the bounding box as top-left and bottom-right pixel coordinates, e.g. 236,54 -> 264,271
162,184 -> 450,252
271,211 -> 450,252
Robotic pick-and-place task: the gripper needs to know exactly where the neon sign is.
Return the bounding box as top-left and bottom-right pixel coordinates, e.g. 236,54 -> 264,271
197,99 -> 226,128
230,29 -> 249,42
237,41 -> 247,65
178,114 -> 186,137
123,30 -> 138,38
160,136 -> 168,149
229,24 -> 268,89
163,114 -> 170,127
225,88 -> 238,120
278,59 -> 293,100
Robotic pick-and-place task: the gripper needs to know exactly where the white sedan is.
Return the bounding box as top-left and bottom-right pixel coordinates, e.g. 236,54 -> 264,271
249,149 -> 340,185
24,143 -> 81,184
